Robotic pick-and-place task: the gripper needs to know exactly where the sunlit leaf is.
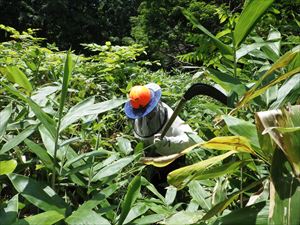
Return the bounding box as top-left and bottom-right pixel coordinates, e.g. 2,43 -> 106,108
92,156 -> 135,182
0,125 -> 37,155
168,151 -> 236,189
202,178 -> 265,220
0,159 -> 17,175
7,173 -> 69,215
0,104 -> 12,139
118,176 -> 141,225
234,0 -> 274,47
12,210 -> 64,225
0,194 -> 18,225
0,66 -> 32,93
60,98 -> 126,132
212,201 -> 268,225
24,139 -> 54,169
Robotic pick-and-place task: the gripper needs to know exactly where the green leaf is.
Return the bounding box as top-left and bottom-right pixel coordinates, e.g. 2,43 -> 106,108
183,10 -> 232,55
202,178 -> 265,221
123,204 -> 148,224
0,159 -> 17,175
0,66 -> 32,93
118,176 -> 141,225
234,0 -> 274,47
64,150 -> 108,168
269,74 -> 300,109
92,156 -> 135,182
2,84 -> 57,138
222,115 -> 260,149
7,173 -> 69,215
269,149 -> 300,225
12,210 -> 64,225
206,68 -> 246,96
24,139 -> 54,168
0,125 -> 37,154
164,210 -> 203,225
236,46 -> 300,109
168,151 -> 236,189
65,193 -> 110,225
57,50 -> 73,129
188,181 -> 211,211
165,186 -> 177,206
131,214 -> 164,225
0,104 -> 12,139
212,201 -> 268,225
117,137 -> 133,155
0,194 -> 18,225
60,98 -> 126,132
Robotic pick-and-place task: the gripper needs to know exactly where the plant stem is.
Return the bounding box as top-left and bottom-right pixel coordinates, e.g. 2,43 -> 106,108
87,128 -> 102,189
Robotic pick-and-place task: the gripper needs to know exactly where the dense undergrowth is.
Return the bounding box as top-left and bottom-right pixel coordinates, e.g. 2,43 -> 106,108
0,1 -> 300,225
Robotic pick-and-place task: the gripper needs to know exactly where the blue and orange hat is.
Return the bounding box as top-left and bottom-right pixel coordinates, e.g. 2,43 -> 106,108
124,83 -> 162,119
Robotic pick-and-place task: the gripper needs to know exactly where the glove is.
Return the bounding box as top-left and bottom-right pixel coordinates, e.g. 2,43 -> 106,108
153,133 -> 169,147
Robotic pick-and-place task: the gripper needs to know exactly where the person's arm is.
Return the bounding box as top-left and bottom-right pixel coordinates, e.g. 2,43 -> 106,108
154,116 -> 196,156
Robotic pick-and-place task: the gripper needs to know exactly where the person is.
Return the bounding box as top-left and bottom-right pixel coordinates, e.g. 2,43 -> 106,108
124,83 -> 196,156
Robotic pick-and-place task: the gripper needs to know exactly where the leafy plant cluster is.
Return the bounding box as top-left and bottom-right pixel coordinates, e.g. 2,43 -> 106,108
0,1 -> 300,225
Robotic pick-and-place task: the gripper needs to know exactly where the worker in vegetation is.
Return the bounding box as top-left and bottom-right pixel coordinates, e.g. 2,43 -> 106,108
124,83 -> 196,156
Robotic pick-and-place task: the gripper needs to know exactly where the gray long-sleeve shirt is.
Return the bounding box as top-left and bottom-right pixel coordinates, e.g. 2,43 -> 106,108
133,102 -> 196,156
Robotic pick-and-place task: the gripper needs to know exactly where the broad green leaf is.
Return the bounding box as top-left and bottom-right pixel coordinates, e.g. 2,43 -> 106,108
12,210 -> 64,225
206,68 -> 246,96
236,42 -> 267,60
222,115 -> 260,149
117,137 -> 133,155
118,176 -> 141,225
202,178 -> 265,220
0,159 -> 17,175
65,210 -> 110,225
269,149 -> 300,225
131,214 -> 164,225
212,201 -> 268,225
164,210 -> 203,225
168,151 -> 239,189
60,98 -> 126,132
269,74 -> 300,109
236,46 -> 300,109
0,194 -> 18,225
123,204 -> 148,224
234,0 -> 274,47
165,186 -> 177,206
24,139 -> 54,168
242,68 -> 300,105
2,83 -> 57,138
92,156 -> 135,182
188,181 -> 211,211
0,104 -> 12,139
0,125 -> 37,154
57,50 -> 73,132
183,10 -> 232,55
261,29 -> 281,62
7,173 -> 69,215
0,66 -> 32,93
31,85 -> 61,107
64,150 -> 108,168
65,193 -> 110,225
